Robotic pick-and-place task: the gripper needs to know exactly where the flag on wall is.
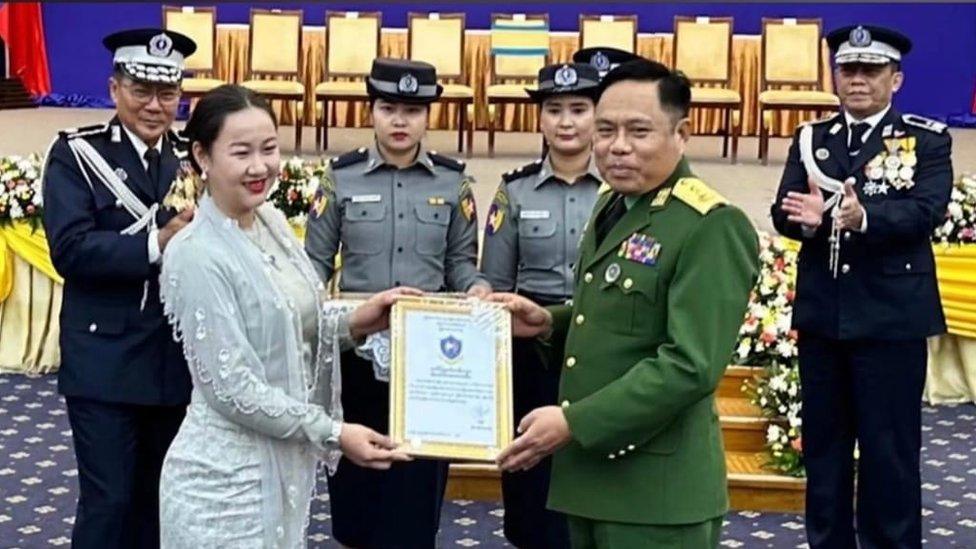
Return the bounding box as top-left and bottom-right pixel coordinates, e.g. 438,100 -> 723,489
0,2 -> 51,96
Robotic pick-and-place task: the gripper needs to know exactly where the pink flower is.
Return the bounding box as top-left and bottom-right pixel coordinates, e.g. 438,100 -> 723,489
25,205 -> 35,215
791,437 -> 803,452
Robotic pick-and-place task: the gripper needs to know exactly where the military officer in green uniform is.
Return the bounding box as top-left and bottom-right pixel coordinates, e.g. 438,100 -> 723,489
491,59 -> 760,548
482,61 -> 603,549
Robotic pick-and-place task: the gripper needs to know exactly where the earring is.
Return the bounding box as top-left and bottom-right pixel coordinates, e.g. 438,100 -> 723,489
200,170 -> 208,182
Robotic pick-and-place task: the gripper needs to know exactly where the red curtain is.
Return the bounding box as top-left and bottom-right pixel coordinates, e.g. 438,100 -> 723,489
0,2 -> 51,96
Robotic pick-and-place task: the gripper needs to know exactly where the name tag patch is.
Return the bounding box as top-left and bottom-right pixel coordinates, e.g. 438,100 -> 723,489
351,194 -> 382,203
519,210 -> 550,220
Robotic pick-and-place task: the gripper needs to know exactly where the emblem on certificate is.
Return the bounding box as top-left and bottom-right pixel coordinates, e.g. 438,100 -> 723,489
389,296 -> 513,461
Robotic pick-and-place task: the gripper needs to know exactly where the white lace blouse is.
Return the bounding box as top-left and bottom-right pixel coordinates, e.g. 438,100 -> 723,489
159,195 -> 350,548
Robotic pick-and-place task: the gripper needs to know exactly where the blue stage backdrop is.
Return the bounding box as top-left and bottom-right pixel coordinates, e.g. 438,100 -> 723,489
42,2 -> 976,120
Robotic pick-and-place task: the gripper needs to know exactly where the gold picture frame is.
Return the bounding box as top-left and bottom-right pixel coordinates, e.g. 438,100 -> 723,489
389,295 -> 513,461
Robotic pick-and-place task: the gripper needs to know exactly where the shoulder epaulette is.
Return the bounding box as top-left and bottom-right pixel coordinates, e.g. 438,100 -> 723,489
502,159 -> 543,183
169,128 -> 189,143
60,123 -> 109,139
329,147 -> 370,169
902,114 -> 947,134
427,151 -> 465,172
810,113 -> 839,126
672,177 -> 728,215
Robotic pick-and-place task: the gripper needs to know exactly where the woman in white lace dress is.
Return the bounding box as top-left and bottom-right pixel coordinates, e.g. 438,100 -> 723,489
158,85 -> 414,548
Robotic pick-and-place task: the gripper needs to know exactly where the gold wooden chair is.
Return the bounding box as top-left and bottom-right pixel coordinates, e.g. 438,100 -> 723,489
162,5 -> 223,99
758,18 -> 839,164
485,14 -> 550,157
408,12 -> 475,157
579,14 -> 638,53
240,9 -> 305,152
674,16 -> 741,163
314,11 -> 382,152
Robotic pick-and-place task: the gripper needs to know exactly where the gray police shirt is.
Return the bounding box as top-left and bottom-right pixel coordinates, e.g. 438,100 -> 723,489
481,155 -> 603,299
305,143 -> 487,293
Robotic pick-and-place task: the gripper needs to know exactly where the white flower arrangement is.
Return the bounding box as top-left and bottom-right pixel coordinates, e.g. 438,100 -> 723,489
932,173 -> 976,244
739,231 -> 804,476
0,154 -> 45,228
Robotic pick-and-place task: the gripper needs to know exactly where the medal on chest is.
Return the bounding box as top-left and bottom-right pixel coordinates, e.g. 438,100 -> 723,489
863,136 -> 916,195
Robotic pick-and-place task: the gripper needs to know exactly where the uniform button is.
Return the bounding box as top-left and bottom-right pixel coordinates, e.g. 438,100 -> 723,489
627,444 -> 635,451
575,314 -> 585,325
433,213 -> 439,219
395,281 -> 401,286
584,272 -> 593,283
397,247 -> 403,253
569,262 -> 575,269
608,453 -> 616,460
397,182 -> 403,188
569,197 -> 576,203
114,199 -> 123,207
533,226 -> 539,232
560,400 -> 570,408
566,356 -> 576,368
623,278 -> 633,289
841,264 -> 850,274
361,211 -> 367,216
570,229 -> 576,235
398,213 -> 404,219
618,449 -> 626,456
905,262 -> 912,271
843,231 -> 851,241
88,323 -> 98,333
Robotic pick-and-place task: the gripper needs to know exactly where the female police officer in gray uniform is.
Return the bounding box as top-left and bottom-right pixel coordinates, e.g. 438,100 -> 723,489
304,58 -> 490,548
481,62 -> 604,548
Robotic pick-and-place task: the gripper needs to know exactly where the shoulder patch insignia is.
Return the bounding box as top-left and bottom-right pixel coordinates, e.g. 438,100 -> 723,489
502,160 -> 544,183
672,177 -> 728,215
902,113 -> 947,134
427,151 -> 465,172
330,148 -> 370,169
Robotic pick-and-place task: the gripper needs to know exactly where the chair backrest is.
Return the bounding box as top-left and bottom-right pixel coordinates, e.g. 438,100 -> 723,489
579,14 -> 638,53
673,16 -> 734,85
248,8 -> 303,77
325,11 -> 382,78
490,13 -> 550,83
408,13 -> 465,80
162,5 -> 216,72
761,17 -> 824,88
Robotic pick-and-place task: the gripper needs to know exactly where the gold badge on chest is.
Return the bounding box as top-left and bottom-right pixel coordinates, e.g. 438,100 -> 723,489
863,136 -> 916,196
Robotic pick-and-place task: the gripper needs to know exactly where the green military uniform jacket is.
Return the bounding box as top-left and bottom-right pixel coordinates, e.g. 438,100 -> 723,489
546,157 -> 760,525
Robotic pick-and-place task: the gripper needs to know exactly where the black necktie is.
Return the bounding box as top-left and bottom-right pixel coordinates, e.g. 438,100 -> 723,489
848,122 -> 870,157
595,193 -> 626,245
144,148 -> 160,190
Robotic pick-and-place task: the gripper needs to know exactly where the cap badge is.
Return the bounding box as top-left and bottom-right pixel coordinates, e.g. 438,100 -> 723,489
590,51 -> 610,72
849,26 -> 872,48
554,65 -> 578,87
397,73 -> 419,95
148,33 -> 174,58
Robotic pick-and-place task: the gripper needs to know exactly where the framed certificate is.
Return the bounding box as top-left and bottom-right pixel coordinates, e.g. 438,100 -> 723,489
389,296 -> 513,461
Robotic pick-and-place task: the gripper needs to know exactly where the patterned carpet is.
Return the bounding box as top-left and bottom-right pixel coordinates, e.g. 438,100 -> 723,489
1,375 -> 974,548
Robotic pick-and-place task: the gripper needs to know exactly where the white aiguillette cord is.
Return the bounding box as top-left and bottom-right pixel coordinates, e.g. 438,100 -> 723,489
798,125 -> 856,279
68,138 -> 160,309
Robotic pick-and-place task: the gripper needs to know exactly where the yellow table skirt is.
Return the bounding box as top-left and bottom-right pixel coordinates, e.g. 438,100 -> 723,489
924,244 -> 976,403
0,255 -> 62,375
